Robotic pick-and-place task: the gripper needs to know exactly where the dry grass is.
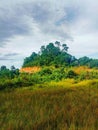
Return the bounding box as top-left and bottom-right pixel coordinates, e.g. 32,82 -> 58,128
0,80 -> 98,130
73,66 -> 98,74
20,66 -> 41,73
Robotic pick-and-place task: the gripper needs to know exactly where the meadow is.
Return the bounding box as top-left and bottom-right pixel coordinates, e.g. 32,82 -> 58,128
0,79 -> 98,130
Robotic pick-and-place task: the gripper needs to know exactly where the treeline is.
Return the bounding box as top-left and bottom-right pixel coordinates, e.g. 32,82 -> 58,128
0,65 -> 19,79
78,56 -> 98,68
23,41 -> 98,68
0,66 -> 20,90
0,66 -> 35,90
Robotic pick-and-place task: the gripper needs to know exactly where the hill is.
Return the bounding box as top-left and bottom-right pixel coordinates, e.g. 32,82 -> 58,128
22,41 -> 76,67
22,41 -> 98,69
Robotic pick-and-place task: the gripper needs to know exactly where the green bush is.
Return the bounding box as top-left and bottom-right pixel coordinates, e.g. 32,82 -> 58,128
67,70 -> 77,78
39,67 -> 52,76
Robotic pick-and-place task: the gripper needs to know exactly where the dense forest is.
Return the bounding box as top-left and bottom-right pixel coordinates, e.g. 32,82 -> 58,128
23,41 -> 98,68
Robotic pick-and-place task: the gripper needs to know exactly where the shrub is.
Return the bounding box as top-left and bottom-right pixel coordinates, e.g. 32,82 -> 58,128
67,70 -> 77,78
39,67 -> 52,76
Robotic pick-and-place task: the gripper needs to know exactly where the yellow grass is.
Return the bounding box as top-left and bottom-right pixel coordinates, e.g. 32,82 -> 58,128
73,66 -> 98,74
0,81 -> 98,130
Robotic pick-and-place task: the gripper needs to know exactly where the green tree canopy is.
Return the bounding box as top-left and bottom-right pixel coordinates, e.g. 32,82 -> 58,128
23,41 -> 76,67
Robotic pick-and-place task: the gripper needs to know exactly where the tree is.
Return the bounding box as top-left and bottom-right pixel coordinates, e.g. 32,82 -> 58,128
11,65 -> 16,71
78,56 -> 91,66
23,52 -> 38,67
62,44 -> 69,52
40,45 -> 45,54
0,65 -> 7,71
55,41 -> 61,48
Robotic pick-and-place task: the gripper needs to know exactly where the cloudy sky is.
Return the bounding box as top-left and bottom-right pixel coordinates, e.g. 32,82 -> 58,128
0,0 -> 98,68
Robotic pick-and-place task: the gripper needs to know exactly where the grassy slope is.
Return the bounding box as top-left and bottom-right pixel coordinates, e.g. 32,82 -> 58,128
0,79 -> 98,130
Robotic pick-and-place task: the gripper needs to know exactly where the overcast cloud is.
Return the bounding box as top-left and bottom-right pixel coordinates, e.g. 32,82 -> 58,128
0,0 -> 98,68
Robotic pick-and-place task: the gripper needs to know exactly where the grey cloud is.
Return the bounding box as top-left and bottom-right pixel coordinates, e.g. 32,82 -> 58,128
30,3 -> 50,23
26,1 -> 73,40
0,52 -> 20,61
0,0 -> 98,67
0,57 -> 13,61
0,58 -> 13,61
0,0 -> 75,47
4,53 -> 20,57
0,5 -> 33,47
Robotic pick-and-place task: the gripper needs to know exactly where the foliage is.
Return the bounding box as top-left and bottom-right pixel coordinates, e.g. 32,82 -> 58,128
23,41 -> 98,68
0,65 -> 19,79
0,41 -> 98,90
23,41 -> 75,67
1,65 -> 98,90
78,56 -> 98,68
66,70 -> 77,78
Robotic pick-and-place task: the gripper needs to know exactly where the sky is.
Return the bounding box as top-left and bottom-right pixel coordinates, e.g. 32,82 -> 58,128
0,0 -> 98,68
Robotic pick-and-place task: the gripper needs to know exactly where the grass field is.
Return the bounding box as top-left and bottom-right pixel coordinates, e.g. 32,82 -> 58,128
0,80 -> 98,130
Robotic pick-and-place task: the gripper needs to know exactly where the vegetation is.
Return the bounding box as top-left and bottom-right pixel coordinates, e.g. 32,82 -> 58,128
23,41 -> 76,67
1,64 -> 98,91
0,42 -> 98,91
78,56 -> 98,68
23,41 -> 98,68
0,65 -> 19,79
0,80 -> 98,130
1,41 -> 98,129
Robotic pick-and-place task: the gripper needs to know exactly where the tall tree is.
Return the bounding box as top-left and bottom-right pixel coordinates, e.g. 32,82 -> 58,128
40,45 -> 45,54
62,44 -> 69,52
0,65 -> 7,71
55,41 -> 61,48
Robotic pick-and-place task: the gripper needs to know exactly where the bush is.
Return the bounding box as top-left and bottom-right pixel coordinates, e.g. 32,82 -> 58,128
39,67 -> 52,76
67,70 -> 77,78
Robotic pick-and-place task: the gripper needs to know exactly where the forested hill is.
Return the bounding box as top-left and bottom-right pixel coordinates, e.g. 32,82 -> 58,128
23,41 -> 98,68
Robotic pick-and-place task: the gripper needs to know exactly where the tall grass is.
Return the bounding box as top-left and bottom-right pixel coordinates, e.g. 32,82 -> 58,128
0,80 -> 98,130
